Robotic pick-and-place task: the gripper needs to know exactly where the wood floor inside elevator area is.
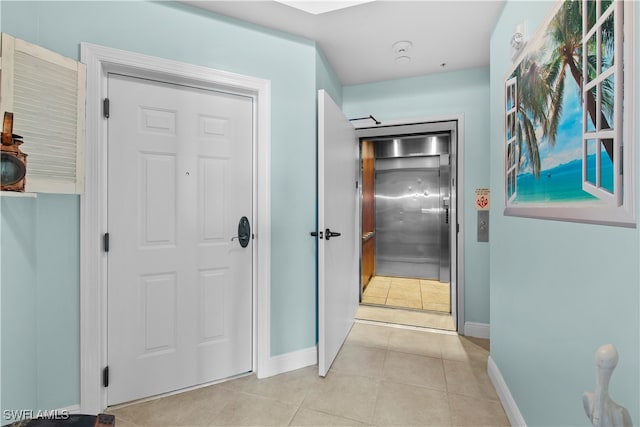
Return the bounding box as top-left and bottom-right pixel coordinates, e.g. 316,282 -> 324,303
359,276 -> 455,331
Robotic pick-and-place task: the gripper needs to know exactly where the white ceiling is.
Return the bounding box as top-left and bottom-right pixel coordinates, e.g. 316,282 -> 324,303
180,0 -> 506,86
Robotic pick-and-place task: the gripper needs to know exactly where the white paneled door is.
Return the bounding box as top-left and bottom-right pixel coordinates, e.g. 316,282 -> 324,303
317,90 -> 359,376
107,74 -> 253,405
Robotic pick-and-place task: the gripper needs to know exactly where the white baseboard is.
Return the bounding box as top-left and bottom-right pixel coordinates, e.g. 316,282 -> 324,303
488,356 -> 527,427
464,321 -> 490,339
257,345 -> 317,379
60,404 -> 81,414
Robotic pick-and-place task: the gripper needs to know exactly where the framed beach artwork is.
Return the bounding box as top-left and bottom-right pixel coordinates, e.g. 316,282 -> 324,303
504,0 -> 636,227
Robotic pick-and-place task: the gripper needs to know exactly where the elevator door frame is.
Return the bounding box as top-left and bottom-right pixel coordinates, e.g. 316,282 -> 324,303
354,116 -> 463,333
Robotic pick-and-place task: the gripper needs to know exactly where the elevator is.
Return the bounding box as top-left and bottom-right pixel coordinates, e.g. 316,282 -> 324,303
373,134 -> 451,281
360,132 -> 453,289
357,119 -> 459,330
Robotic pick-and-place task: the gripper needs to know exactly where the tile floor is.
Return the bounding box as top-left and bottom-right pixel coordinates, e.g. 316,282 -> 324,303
362,276 -> 451,313
107,322 -> 508,426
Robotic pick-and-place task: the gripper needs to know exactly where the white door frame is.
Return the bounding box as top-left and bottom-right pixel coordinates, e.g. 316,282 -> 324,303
353,114 -> 465,333
79,43 -> 272,414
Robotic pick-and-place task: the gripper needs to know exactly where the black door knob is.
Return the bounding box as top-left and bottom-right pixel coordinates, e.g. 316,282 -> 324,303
325,228 -> 341,240
231,216 -> 251,248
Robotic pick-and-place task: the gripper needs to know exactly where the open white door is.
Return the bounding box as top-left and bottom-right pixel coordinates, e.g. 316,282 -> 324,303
317,90 -> 359,377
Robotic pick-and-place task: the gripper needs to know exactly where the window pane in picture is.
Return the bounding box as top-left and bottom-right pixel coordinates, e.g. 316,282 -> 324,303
510,115 -> 515,140
586,138 -> 597,185
601,75 -> 614,130
602,11 -> 615,72
587,0 -> 596,30
508,170 -> 516,199
600,139 -> 614,194
587,31 -> 598,82
588,84 -> 598,131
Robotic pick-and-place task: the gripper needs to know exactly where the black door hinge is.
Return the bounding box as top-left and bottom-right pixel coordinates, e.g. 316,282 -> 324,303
456,223 -> 460,233
103,366 -> 109,388
104,233 -> 110,252
103,98 -> 110,119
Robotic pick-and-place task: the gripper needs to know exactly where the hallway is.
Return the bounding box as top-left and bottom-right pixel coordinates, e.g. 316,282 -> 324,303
107,322 -> 507,426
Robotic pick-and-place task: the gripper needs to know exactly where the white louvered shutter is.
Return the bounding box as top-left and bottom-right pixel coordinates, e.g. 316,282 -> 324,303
0,33 -> 86,194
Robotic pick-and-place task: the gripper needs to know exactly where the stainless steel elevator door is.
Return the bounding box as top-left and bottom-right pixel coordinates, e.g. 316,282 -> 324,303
375,156 -> 442,280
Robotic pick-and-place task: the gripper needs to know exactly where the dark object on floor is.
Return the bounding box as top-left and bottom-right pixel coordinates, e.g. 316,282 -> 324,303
7,414 -> 114,427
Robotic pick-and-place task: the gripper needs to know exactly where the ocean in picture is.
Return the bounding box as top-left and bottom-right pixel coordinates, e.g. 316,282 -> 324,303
514,154 -> 614,203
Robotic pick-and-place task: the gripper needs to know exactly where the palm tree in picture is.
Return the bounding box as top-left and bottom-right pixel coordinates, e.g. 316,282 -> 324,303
542,0 -> 615,159
511,54 -> 555,178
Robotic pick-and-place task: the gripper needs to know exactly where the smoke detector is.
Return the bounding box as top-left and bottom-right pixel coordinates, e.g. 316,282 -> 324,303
392,40 -> 413,55
392,40 -> 413,65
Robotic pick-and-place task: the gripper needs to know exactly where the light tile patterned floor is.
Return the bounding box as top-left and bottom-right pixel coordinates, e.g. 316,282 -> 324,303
107,323 -> 508,426
363,276 -> 451,313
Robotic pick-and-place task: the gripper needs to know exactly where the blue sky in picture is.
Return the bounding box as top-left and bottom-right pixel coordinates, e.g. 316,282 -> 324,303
519,76 -> 583,175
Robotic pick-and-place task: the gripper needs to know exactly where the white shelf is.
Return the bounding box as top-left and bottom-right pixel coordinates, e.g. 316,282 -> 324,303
1,191 -> 37,198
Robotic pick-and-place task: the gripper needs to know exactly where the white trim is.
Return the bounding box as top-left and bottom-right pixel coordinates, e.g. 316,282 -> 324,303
353,114 -> 465,333
463,322 -> 490,339
488,356 -> 527,427
0,191 -> 37,198
79,43 -> 271,414
257,346 -> 318,379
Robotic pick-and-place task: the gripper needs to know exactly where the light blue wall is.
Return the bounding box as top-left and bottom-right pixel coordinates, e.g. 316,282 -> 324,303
316,49 -> 343,107
1,0 -> 321,415
490,2 -> 640,425
342,67 -> 491,324
1,197 -> 38,418
1,194 -> 80,421
34,195 -> 81,410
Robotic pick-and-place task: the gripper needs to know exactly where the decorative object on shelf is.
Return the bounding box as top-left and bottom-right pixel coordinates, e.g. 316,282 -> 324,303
583,344 -> 633,427
0,32 -> 86,194
1,112 -> 27,192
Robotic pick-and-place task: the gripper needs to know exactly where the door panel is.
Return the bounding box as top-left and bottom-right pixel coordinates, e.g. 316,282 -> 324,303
107,74 -> 253,404
317,90 -> 359,377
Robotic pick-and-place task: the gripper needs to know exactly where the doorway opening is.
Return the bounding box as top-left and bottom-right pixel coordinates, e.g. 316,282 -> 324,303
355,119 -> 460,332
